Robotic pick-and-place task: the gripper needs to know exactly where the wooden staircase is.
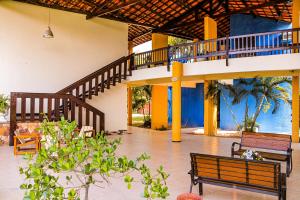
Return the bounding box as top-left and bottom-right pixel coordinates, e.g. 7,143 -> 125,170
57,55 -> 134,101
9,55 -> 134,146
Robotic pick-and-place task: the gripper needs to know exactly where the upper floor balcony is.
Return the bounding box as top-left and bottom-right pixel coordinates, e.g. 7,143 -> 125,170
129,28 -> 300,83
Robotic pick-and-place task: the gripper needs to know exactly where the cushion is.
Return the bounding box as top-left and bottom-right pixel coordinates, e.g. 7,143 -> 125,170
177,193 -> 202,200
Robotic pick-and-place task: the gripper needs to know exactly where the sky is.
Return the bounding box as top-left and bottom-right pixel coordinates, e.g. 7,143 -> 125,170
133,41 -> 152,53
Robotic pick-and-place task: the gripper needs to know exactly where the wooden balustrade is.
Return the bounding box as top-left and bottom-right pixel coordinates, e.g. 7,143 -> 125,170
133,28 -> 300,69
134,47 -> 169,69
9,92 -> 105,146
57,55 -> 134,99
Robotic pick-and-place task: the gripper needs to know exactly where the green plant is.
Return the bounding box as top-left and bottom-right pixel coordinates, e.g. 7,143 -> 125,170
237,100 -> 260,131
168,36 -> 188,46
206,77 -> 291,132
20,117 -> 169,200
0,94 -> 9,114
143,115 -> 151,128
132,85 -> 152,125
156,125 -> 168,131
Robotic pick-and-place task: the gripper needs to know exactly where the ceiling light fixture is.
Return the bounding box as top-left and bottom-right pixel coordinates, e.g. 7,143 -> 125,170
43,8 -> 54,38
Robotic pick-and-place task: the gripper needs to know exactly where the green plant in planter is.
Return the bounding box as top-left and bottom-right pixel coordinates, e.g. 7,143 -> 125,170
0,94 -> 9,114
19,117 -> 169,200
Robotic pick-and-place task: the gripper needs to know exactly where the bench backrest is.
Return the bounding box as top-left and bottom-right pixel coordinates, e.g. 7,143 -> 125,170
241,131 -> 291,151
190,153 -> 281,190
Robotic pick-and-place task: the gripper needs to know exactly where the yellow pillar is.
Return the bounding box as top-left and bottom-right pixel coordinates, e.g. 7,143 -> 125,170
172,62 -> 183,142
193,38 -> 199,61
128,41 -> 134,55
204,17 -> 218,136
151,33 -> 169,130
293,0 -> 300,52
204,17 -> 217,40
293,0 -> 300,28
152,33 -> 168,49
127,87 -> 132,126
292,76 -> 299,143
152,33 -> 168,65
151,85 -> 168,129
204,81 -> 218,136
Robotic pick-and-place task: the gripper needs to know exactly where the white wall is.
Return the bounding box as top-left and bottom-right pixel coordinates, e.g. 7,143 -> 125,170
0,1 -> 128,131
86,84 -> 127,131
0,1 -> 128,93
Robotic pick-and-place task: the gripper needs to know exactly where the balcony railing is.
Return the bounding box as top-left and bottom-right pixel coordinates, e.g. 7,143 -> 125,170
133,28 -> 300,70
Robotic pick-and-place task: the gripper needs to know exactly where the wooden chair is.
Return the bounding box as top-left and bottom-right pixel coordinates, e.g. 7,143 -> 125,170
231,131 -> 293,176
14,132 -> 40,155
76,126 -> 95,139
190,153 -> 286,200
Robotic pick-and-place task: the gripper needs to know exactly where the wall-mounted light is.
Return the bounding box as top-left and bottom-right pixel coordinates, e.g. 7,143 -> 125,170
43,8 -> 54,38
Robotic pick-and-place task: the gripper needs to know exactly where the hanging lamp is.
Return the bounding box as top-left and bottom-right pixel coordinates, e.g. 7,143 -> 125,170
43,8 -> 54,38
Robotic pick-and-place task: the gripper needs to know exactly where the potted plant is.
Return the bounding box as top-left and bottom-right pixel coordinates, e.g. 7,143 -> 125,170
0,94 -> 9,122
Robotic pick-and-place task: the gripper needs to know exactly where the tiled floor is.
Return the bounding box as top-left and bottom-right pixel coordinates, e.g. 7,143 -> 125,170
1,126 -> 300,200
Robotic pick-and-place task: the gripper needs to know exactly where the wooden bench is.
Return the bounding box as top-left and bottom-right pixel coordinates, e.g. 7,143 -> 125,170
190,153 -> 287,200
231,131 -> 293,176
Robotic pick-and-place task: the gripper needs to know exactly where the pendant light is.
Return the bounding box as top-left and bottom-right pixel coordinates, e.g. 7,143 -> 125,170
43,8 -> 54,38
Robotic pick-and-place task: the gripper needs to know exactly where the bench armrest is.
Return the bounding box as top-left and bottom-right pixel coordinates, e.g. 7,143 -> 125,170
231,142 -> 241,156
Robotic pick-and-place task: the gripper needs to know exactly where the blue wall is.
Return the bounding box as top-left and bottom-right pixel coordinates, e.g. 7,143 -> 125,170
230,14 -> 291,36
168,83 -> 204,127
220,80 -> 292,133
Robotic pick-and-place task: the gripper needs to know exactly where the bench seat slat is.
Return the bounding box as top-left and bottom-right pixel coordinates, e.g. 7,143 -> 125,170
241,132 -> 291,151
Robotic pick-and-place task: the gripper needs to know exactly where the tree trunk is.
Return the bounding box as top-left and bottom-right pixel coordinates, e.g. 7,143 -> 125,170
250,96 -> 265,131
142,108 -> 146,121
84,184 -> 90,200
221,93 -> 239,128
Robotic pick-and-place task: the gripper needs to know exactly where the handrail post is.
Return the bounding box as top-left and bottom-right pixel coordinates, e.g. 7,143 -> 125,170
9,92 -> 17,146
167,46 -> 171,71
129,53 -> 135,75
225,34 -> 230,67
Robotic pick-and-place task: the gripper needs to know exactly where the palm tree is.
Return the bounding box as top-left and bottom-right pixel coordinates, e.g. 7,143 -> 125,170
206,77 -> 292,132
205,81 -> 240,128
246,77 -> 291,131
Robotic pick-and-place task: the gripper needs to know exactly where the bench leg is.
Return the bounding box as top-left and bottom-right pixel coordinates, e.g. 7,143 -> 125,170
190,182 -> 193,193
281,188 -> 286,200
198,182 -> 203,196
286,156 -> 292,177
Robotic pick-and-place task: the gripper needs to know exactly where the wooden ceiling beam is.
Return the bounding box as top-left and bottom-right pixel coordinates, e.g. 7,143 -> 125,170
155,0 -> 211,31
274,4 -> 283,18
14,0 -> 90,15
223,0 -> 230,14
241,0 -> 255,16
214,0 -> 290,19
86,0 -> 143,20
173,0 -> 290,29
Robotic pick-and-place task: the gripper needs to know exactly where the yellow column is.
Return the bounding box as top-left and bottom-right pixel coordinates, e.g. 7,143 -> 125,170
151,85 -> 168,129
293,0 -> 300,52
151,33 -> 169,130
292,76 -> 299,143
127,87 -> 132,126
152,33 -> 168,65
204,81 -> 218,136
204,17 -> 218,136
128,41 -> 134,55
204,17 -> 217,40
193,38 -> 199,61
152,33 -> 168,49
172,62 -> 183,142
